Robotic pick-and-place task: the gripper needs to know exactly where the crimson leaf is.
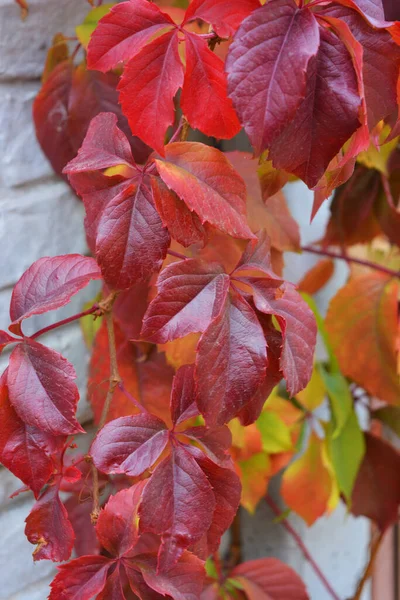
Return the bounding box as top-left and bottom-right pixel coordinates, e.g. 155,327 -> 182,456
9,255 -> 101,335
226,0 -> 320,154
7,338 -> 83,435
182,0 -> 260,37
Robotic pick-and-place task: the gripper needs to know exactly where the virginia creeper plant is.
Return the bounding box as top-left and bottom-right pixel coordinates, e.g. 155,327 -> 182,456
2,0 -> 400,598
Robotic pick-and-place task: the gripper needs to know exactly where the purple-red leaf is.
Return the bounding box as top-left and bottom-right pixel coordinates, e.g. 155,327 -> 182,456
245,279 -> 316,395
0,330 -> 15,353
151,176 -> 207,248
91,414 -> 169,476
181,32 -> 240,140
25,483 -> 75,562
196,291 -> 267,426
155,142 -> 254,239
118,30 -> 184,156
64,112 -> 136,174
7,339 -> 83,435
226,0 -> 320,154
9,255 -> 101,335
182,0 -> 260,37
231,557 -> 309,599
87,0 -> 175,72
170,364 -> 199,427
49,555 -> 113,600
139,444 -> 215,569
0,372 -> 61,497
141,258 -> 230,343
268,26 -> 361,187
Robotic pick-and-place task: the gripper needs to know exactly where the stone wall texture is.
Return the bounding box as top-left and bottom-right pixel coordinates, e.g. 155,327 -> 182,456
0,2 -> 371,599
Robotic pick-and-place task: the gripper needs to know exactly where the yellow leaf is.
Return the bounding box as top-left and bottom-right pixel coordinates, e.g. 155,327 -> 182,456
76,4 -> 115,48
158,333 -> 199,369
239,453 -> 271,514
296,366 -> 325,412
256,411 -> 292,453
281,432 -> 334,525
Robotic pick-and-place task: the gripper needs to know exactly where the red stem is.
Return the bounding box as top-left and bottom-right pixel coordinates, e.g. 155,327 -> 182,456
167,249 -> 188,261
301,245 -> 400,279
265,495 -> 340,600
30,305 -> 99,340
118,381 -> 148,413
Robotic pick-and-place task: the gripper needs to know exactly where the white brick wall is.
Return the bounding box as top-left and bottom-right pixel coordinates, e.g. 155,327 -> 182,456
0,3 -> 371,599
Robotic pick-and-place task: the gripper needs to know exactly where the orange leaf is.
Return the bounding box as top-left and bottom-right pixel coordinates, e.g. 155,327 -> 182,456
298,259 -> 335,295
281,433 -> 333,525
325,273 -> 400,404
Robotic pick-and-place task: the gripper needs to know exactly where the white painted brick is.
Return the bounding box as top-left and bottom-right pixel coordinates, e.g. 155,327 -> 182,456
0,499 -> 56,598
0,180 -> 87,289
0,82 -> 53,187
0,0 -> 89,80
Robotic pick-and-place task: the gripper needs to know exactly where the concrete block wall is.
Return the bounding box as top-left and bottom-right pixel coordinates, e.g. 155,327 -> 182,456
0,2 -> 372,599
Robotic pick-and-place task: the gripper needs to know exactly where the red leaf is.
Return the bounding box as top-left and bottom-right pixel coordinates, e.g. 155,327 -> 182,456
268,26 -> 361,188
170,364 -> 199,427
7,339 -> 83,435
96,484 -> 145,556
351,432 -> 400,532
0,330 -> 15,353
349,0 -> 385,20
89,321 -> 174,424
25,483 -> 75,562
141,258 -> 230,343
112,279 -> 152,340
151,175 -> 207,249
139,444 -> 215,569
191,449 -> 241,554
321,4 -> 400,129
182,0 -> 260,37
87,0 -> 175,72
33,61 -> 75,177
135,552 -> 205,600
9,255 -> 101,335
64,112 -> 136,174
118,30 -> 184,156
91,414 -> 169,476
297,259 -> 335,295
196,291 -> 267,426
233,229 -> 281,278
155,142 -> 254,239
226,0 -> 320,154
64,495 -> 99,557
96,565 -> 126,600
181,32 -> 240,140
244,279 -> 316,395
183,426 -> 232,465
49,555 -> 113,600
231,557 -> 309,599
0,371 -> 62,497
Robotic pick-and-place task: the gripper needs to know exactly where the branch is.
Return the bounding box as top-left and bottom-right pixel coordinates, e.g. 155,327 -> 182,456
91,293 -> 121,522
352,531 -> 384,600
30,305 -> 99,340
118,381 -> 148,414
265,495 -> 340,600
301,245 -> 400,279
167,248 -> 188,261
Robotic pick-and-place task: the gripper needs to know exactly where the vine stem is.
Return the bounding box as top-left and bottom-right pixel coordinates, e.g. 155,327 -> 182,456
118,381 -> 148,414
167,249 -> 188,260
91,296 -> 121,523
265,495 -> 340,600
352,531 -> 384,600
31,305 -> 99,339
301,245 -> 400,279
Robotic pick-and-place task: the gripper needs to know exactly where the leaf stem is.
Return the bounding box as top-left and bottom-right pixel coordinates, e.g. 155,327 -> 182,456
352,531 -> 384,600
301,245 -> 400,279
167,249 -> 189,261
91,294 -> 120,523
118,381 -> 148,413
265,495 -> 340,600
30,305 -> 99,340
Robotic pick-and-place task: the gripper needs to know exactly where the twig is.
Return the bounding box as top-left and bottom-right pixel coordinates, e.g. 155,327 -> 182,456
118,381 -> 148,413
91,295 -> 120,522
229,509 -> 242,568
167,249 -> 188,261
265,495 -> 340,600
180,116 -> 190,142
301,245 -> 400,279
352,531 -> 384,600
30,305 -> 99,339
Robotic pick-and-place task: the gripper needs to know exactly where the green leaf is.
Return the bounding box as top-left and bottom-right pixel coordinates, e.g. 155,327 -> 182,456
80,294 -> 102,348
327,409 -> 365,501
256,411 -> 292,453
319,366 -> 352,437
372,406 -> 400,438
76,4 -> 115,48
205,557 -> 218,580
